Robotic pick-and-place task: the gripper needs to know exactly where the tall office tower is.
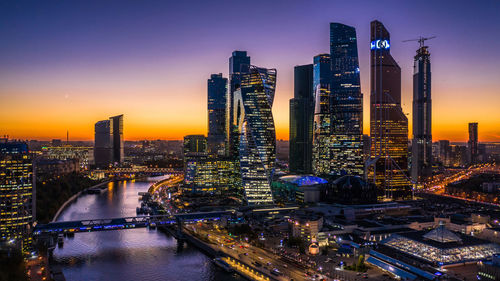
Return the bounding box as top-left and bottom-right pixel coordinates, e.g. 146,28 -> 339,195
438,140 -> 451,166
411,44 -> 433,183
368,20 -> 411,200
468,122 -> 478,165
227,51 -> 251,158
289,64 -> 314,174
183,135 -> 208,157
329,23 -> 364,176
94,119 -> 112,168
110,114 -> 124,164
312,54 -> 332,176
0,141 -> 34,252
233,65 -> 276,205
207,73 -> 228,155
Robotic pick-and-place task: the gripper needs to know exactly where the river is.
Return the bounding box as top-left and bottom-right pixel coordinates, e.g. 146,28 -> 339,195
52,177 -> 245,281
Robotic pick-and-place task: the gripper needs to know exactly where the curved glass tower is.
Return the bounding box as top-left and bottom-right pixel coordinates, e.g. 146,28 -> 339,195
233,65 -> 276,205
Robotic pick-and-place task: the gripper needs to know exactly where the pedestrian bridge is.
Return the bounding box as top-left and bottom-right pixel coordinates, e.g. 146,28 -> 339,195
33,210 -> 235,236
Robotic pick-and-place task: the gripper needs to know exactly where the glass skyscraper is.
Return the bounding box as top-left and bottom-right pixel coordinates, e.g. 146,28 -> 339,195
0,140 -> 34,252
329,23 -> 364,176
233,65 -> 276,205
227,51 -> 250,158
368,20 -> 411,200
468,122 -> 478,165
110,114 -> 124,164
207,73 -> 228,155
312,54 -> 332,176
411,44 -> 432,183
94,119 -> 112,168
289,64 -> 314,174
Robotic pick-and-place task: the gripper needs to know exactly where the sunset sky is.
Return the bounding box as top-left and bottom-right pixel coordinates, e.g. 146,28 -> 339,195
1,0 -> 499,142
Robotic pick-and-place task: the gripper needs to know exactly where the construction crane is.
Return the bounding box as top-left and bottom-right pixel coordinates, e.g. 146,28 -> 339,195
402,36 -> 436,48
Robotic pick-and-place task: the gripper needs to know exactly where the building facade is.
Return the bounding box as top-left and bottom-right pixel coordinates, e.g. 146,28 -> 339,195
234,65 -> 276,205
329,22 -> 364,176
184,157 -> 239,194
110,114 -> 124,164
468,122 -> 478,165
0,141 -> 34,252
368,20 -> 411,200
94,119 -> 112,168
208,73 -> 228,155
289,64 -> 314,174
312,54 -> 332,176
227,51 -> 251,158
411,44 -> 433,183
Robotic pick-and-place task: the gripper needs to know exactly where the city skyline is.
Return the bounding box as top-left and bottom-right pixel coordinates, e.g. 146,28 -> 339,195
1,0 -> 500,142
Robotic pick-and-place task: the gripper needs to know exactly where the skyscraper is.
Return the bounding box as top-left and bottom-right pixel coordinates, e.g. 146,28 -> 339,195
207,73 -> 228,155
94,119 -> 112,168
227,51 -> 250,158
368,20 -> 411,200
329,23 -> 364,176
312,54 -> 332,176
289,64 -> 314,174
110,114 -> 124,164
411,43 -> 433,183
233,65 -> 276,205
468,122 -> 478,165
0,140 -> 34,252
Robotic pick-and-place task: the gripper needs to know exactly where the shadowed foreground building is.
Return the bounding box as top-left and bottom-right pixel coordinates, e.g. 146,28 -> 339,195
368,20 -> 411,200
0,140 -> 34,252
289,64 -> 314,174
234,65 -> 276,205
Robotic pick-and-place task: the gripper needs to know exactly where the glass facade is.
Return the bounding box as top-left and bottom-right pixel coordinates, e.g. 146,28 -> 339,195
184,157 -> 240,194
233,65 -> 276,205
0,141 -> 34,252
329,23 -> 364,176
468,122 -> 478,165
369,20 -> 411,200
110,114 -> 124,164
227,51 -> 250,158
289,64 -> 314,174
94,119 -> 112,168
312,54 -> 332,176
207,73 -> 228,155
411,45 -> 432,183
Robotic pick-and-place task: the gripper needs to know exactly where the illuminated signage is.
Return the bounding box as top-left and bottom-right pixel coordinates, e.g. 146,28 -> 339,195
370,39 -> 390,50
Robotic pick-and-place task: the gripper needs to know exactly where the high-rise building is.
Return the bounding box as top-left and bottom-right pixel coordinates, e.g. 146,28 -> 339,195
110,114 -> 124,164
184,157 -> 240,194
411,43 -> 433,183
368,20 -> 411,200
312,54 -> 332,176
329,23 -> 364,176
289,64 -> 314,174
207,73 -> 228,155
0,140 -> 34,252
227,51 -> 251,157
183,135 -> 208,157
468,122 -> 478,165
233,65 -> 276,205
94,120 -> 112,168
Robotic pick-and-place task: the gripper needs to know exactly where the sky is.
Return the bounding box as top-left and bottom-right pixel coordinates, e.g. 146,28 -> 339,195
0,0 -> 499,142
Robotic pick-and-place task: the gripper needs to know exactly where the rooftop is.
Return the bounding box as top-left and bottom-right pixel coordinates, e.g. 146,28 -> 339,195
279,175 -> 328,186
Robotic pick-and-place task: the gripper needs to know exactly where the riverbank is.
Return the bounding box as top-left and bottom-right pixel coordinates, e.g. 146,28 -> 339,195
51,180 -> 111,222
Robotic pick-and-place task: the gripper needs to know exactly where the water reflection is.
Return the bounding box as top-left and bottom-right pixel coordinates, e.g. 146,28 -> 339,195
52,177 -> 243,281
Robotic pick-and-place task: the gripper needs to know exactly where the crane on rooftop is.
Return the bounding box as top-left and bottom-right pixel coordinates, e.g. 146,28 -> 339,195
402,36 -> 436,48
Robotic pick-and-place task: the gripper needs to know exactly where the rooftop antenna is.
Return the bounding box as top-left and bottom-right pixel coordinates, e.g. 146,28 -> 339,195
402,36 -> 436,48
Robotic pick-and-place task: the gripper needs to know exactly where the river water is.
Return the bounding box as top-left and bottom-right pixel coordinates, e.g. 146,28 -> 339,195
52,177 -> 244,281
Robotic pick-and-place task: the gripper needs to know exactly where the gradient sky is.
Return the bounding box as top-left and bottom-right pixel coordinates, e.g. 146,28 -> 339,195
1,0 -> 499,142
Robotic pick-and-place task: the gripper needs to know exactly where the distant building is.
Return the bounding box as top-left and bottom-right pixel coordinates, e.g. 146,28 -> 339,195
312,54 -> 332,176
272,175 -> 328,203
94,120 -> 112,168
0,141 -> 34,252
368,20 -> 411,200
289,64 -> 314,174
36,158 -> 80,178
289,213 -> 324,242
411,42 -> 432,183
329,22 -> 364,177
42,146 -> 93,169
207,73 -> 228,156
233,65 -> 276,205
110,114 -> 124,164
469,122 -> 479,165
227,51 -> 251,158
183,135 -> 207,159
184,157 -> 239,194
329,175 -> 377,205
